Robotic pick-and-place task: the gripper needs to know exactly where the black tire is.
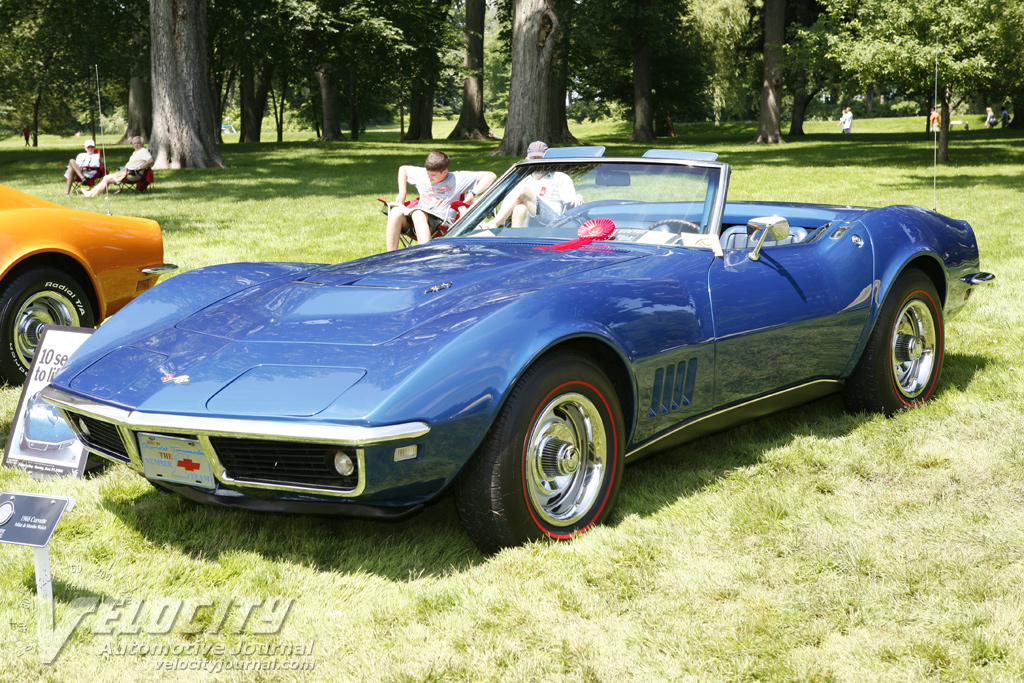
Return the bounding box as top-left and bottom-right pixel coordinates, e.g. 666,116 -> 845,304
0,267 -> 95,385
454,351 -> 625,554
842,269 -> 943,416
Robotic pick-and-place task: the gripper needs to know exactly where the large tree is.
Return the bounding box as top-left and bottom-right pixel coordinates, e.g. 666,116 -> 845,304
150,0 -> 225,168
496,0 -> 572,156
750,0 -> 785,143
824,0 -> 1000,162
449,0 -> 493,140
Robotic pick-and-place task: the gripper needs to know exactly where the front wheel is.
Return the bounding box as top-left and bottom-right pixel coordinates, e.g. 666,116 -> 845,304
0,267 -> 95,385
454,351 -> 625,554
843,269 -> 943,415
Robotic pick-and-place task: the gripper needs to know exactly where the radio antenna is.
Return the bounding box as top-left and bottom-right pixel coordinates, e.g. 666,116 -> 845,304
933,38 -> 938,211
94,64 -> 112,216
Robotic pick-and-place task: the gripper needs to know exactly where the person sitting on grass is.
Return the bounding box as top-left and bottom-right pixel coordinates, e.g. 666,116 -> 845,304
81,136 -> 153,198
482,141 -> 584,230
384,150 -> 496,251
64,139 -> 102,195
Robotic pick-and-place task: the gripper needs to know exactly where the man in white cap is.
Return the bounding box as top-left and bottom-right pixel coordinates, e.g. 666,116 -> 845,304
81,136 -> 154,198
64,139 -> 102,194
485,141 -> 584,229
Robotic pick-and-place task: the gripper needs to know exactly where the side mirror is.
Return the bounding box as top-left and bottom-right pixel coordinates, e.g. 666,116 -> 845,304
747,215 -> 790,262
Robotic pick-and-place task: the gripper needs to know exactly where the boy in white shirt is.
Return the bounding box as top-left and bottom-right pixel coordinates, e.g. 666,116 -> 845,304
384,150 -> 496,251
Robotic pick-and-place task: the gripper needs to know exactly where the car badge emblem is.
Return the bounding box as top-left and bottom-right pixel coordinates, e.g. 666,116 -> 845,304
425,281 -> 452,293
161,373 -> 190,384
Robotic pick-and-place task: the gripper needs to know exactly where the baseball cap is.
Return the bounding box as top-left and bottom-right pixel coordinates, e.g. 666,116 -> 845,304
526,141 -> 549,159
84,139 -> 96,149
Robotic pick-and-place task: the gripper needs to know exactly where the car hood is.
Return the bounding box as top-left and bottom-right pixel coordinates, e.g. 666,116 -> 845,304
61,241 -> 648,415
175,240 -> 645,346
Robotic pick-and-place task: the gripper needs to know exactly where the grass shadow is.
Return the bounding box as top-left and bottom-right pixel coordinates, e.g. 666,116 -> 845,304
98,353 -> 988,578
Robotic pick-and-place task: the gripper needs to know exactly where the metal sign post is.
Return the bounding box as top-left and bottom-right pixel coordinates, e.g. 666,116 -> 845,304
0,492 -> 75,661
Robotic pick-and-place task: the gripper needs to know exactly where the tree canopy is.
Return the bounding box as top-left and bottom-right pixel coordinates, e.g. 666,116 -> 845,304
1,0 -> 1018,160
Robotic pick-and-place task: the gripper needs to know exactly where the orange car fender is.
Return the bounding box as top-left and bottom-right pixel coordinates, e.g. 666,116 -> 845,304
0,207 -> 165,320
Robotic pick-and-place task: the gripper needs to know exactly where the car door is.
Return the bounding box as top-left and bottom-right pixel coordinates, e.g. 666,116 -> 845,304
708,227 -> 875,407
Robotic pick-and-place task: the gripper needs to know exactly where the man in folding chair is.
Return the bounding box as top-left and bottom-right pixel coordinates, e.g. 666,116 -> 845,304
384,150 -> 496,251
64,139 -> 102,195
81,136 -> 154,198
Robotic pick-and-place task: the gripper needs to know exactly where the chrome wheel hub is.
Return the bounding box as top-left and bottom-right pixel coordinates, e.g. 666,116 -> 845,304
15,292 -> 79,368
525,392 -> 606,527
890,299 -> 937,398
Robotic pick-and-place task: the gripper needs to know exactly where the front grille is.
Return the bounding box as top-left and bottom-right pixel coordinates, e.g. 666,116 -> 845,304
70,413 -> 130,463
209,437 -> 358,491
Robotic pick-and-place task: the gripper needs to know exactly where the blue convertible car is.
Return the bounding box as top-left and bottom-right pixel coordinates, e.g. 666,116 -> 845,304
42,150 -> 993,553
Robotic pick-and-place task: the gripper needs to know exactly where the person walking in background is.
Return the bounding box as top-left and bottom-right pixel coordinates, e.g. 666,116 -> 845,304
929,109 -> 940,132
1001,106 -> 1010,128
838,107 -> 853,134
984,107 -> 996,129
22,127 -> 30,145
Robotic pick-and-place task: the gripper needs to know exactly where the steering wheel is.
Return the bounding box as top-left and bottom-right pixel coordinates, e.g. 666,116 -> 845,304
648,218 -> 700,234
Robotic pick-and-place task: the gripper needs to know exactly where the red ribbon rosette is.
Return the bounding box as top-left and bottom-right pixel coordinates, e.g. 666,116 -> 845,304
535,218 -> 616,251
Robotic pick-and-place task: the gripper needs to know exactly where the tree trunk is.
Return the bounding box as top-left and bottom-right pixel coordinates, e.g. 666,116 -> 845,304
271,74 -> 288,142
32,90 -> 41,148
149,0 -> 225,168
788,81 -> 818,136
937,85 -> 951,164
750,0 -> 785,144
239,61 -> 258,142
315,62 -> 344,141
118,32 -> 152,143
496,0 -> 563,156
407,78 -> 435,140
1010,92 -> 1023,129
449,0 -> 492,140
628,2 -> 655,144
349,62 -> 359,142
119,76 -> 152,143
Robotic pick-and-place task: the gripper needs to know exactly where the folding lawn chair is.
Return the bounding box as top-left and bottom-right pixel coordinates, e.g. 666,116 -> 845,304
115,167 -> 155,194
378,196 -> 470,247
63,161 -> 105,193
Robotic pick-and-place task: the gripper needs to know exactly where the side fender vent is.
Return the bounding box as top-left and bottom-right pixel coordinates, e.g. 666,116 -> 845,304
648,358 -> 698,418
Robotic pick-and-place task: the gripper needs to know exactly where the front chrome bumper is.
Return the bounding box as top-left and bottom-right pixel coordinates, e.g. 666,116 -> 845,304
41,385 -> 429,499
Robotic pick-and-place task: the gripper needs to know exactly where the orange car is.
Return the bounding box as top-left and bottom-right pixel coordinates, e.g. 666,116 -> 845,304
0,183 -> 176,384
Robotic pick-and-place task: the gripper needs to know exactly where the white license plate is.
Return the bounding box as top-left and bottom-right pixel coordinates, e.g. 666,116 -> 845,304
139,433 -> 215,490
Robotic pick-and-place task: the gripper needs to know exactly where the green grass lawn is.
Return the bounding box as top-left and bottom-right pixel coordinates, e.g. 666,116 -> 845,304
1,117 -> 1022,681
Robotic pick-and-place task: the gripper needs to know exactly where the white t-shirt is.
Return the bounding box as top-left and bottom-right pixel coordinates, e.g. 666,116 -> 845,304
126,147 -> 152,171
840,111 -> 853,130
404,167 -> 484,223
526,172 -> 577,213
76,151 -> 102,178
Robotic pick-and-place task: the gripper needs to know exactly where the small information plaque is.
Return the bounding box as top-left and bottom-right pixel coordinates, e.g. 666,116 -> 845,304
0,491 -> 72,548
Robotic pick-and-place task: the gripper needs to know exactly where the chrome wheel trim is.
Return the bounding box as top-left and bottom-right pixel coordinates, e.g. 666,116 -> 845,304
14,291 -> 79,369
525,391 -> 607,527
890,298 -> 937,399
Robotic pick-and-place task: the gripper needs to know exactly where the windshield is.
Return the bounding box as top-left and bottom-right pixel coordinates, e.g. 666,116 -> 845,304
449,161 -> 723,244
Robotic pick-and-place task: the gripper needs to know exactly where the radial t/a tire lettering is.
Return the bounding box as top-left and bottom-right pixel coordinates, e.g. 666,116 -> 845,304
0,267 -> 95,385
842,269 -> 943,416
454,351 -> 625,554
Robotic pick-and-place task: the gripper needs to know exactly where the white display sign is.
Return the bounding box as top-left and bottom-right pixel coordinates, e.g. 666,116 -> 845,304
3,326 -> 93,479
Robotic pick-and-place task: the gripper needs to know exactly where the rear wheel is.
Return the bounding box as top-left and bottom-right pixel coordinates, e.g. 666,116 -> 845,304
454,351 -> 625,554
0,267 -> 95,385
843,269 -> 943,415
